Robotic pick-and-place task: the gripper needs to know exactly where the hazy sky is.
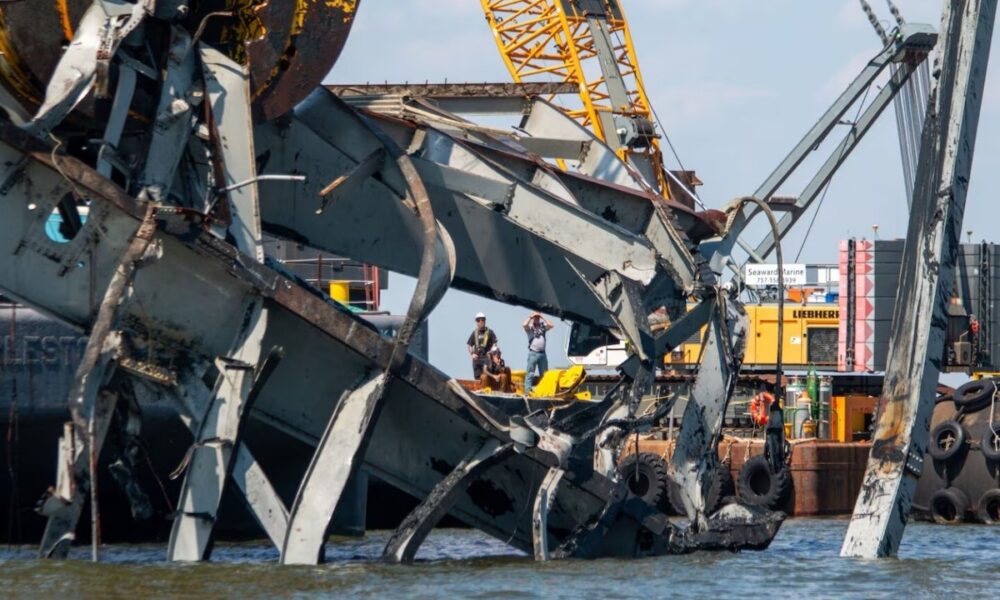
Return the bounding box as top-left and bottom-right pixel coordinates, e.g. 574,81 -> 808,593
326,1 -> 1000,378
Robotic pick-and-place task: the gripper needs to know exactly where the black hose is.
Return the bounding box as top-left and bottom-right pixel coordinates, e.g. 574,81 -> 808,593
730,196 -> 785,469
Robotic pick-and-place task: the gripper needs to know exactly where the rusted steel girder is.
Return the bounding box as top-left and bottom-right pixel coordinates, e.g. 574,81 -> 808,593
842,0 -> 997,558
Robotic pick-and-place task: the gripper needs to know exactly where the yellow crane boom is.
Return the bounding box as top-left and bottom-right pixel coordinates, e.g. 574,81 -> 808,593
480,0 -> 671,197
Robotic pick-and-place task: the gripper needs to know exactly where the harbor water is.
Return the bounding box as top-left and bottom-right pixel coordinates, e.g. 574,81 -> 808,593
0,518 -> 996,598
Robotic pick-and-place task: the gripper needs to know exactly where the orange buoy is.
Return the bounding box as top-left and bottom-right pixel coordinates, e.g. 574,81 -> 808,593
750,392 -> 774,427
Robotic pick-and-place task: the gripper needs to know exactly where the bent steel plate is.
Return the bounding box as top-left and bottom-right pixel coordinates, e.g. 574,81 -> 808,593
0,0 -> 89,112
192,0 -> 360,121
0,0 -> 359,121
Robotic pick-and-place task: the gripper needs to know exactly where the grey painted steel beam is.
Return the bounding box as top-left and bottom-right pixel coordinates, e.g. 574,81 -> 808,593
842,0 -> 996,558
138,26 -> 199,203
281,371 -> 388,565
25,0 -> 151,136
532,467 -> 565,561
200,44 -> 264,263
96,65 -> 136,179
383,439 -> 512,564
230,445 -> 290,549
671,298 -> 748,529
167,302 -> 270,562
519,99 -> 652,192
416,130 -> 660,285
256,89 -> 670,327
141,372 -> 291,552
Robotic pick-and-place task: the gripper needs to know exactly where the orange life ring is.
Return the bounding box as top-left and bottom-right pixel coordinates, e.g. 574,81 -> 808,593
750,392 -> 774,427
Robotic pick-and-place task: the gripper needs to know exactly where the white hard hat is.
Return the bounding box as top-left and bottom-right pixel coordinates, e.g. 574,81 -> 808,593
475,312 -> 486,320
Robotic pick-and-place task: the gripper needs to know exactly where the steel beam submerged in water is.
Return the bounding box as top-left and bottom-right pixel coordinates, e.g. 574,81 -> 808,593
0,0 -> 785,564
842,0 -> 998,558
0,120 -> 782,561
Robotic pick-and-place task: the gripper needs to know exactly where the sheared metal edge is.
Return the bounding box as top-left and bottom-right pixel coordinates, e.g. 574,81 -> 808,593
842,0 -> 997,558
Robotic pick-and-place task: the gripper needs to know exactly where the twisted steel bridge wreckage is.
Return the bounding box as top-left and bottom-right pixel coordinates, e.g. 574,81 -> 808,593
0,0 -> 993,563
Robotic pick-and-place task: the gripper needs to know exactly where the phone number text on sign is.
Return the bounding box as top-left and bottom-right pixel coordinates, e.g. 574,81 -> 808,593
743,264 -> 807,287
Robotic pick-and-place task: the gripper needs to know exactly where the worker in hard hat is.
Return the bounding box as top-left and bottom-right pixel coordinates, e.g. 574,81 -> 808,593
467,312 -> 498,378
523,311 -> 554,395
479,345 -> 513,393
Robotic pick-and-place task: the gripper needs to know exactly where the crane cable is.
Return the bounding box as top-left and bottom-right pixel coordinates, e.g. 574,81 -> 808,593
859,0 -> 929,205
728,196 -> 785,467
793,82 -> 874,262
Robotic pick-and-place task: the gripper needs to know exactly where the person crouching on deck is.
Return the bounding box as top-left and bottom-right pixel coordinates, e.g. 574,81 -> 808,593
523,311 -> 554,395
467,312 -> 497,378
479,346 -> 513,393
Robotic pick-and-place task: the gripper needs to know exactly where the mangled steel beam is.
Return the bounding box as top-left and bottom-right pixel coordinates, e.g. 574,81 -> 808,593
670,299 -> 748,529
331,82 -> 579,116
532,467 -> 566,561
254,91 -> 711,327
167,304 -> 274,561
254,88 -> 752,529
842,0 -> 996,558
282,371 -> 388,565
36,206 -> 156,558
0,123 -> 781,561
200,45 -> 265,262
383,439 -> 512,564
133,372 -> 291,551
0,0 -> 781,562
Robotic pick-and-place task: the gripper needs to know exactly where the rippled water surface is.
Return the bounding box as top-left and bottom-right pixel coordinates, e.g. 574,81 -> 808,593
1,519 -> 997,598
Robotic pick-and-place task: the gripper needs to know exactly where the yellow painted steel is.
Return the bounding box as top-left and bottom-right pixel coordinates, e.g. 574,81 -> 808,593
479,0 -> 669,196
831,395 -> 877,442
664,304 -> 841,368
329,280 -> 350,304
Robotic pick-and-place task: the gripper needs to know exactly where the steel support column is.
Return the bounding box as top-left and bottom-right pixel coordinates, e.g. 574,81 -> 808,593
201,44 -> 264,262
532,467 -> 565,561
383,439 -> 512,564
152,372 -> 291,552
167,301 -> 271,561
280,371 -> 388,565
842,0 -> 996,558
37,206 -> 158,558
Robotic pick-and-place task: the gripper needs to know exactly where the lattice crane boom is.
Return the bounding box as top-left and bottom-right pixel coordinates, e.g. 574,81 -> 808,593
480,0 -> 670,197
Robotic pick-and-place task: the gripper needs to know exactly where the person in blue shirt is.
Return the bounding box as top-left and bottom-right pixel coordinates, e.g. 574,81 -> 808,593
522,311 -> 554,395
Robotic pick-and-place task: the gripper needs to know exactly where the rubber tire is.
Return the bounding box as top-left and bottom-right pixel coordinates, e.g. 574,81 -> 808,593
667,463 -> 729,516
930,486 -> 970,524
981,425 -> 1000,463
927,419 -> 967,462
736,454 -> 791,510
618,452 -> 669,510
976,489 -> 1000,524
953,379 -> 995,413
